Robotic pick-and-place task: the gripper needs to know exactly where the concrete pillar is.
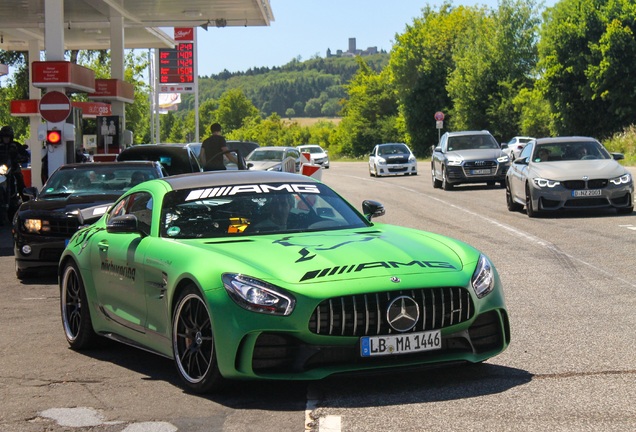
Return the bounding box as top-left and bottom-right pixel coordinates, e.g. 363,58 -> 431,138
28,39 -> 43,189
43,0 -> 65,180
110,16 -> 126,130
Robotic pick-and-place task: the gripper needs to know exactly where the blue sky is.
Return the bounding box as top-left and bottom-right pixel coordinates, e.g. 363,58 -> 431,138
194,0 -> 558,76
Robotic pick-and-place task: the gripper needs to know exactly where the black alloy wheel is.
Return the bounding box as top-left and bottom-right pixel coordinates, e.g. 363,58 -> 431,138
61,261 -> 97,349
172,285 -> 224,393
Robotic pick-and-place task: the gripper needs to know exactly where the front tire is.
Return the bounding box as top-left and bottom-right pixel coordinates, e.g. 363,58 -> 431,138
525,184 -> 539,218
442,167 -> 453,191
506,182 -> 523,212
61,261 -> 97,349
431,164 -> 442,188
173,285 -> 224,394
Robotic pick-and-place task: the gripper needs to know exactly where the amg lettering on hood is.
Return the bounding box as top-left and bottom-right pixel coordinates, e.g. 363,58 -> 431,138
185,183 -> 320,201
101,260 -> 136,281
300,260 -> 457,282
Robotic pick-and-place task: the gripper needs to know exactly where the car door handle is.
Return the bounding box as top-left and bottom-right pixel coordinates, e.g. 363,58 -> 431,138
97,240 -> 109,251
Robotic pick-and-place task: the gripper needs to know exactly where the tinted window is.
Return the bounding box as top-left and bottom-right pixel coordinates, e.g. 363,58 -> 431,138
160,182 -> 369,238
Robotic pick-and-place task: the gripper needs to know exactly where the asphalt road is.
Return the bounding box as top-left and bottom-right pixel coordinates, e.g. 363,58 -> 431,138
1,162 -> 635,432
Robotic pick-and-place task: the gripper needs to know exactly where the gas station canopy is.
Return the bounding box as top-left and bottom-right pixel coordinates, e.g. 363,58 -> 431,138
0,0 -> 274,51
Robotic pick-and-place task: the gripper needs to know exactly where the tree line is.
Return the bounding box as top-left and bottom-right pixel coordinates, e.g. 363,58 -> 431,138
1,0 -> 635,159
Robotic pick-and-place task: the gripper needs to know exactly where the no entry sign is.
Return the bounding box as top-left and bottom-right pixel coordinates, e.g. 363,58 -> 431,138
39,91 -> 71,123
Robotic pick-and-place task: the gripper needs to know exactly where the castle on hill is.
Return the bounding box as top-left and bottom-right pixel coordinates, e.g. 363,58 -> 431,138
326,38 -> 385,58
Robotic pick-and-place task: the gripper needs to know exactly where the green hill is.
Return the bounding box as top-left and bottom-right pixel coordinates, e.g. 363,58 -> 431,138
178,54 -> 390,117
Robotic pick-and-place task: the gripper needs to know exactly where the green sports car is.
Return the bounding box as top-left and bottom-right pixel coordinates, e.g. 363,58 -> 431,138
60,170 -> 510,393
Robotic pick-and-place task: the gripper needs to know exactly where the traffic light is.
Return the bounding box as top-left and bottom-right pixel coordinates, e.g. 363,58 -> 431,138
46,128 -> 62,146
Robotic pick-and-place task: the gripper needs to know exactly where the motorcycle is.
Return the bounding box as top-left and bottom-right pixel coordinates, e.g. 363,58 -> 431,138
0,156 -> 22,226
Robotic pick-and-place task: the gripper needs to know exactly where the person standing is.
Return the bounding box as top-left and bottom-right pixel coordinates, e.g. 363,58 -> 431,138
199,123 -> 236,171
0,125 -> 29,199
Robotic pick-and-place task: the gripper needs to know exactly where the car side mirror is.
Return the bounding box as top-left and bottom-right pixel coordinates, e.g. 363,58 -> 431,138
23,186 -> 38,199
501,143 -> 508,149
434,146 -> 442,153
514,157 -> 529,165
362,200 -> 385,221
107,214 -> 140,234
611,152 -> 625,161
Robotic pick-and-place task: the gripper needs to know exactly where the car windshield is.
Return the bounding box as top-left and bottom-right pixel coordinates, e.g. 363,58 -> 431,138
299,146 -> 323,154
160,182 -> 370,238
532,141 -> 611,162
378,144 -> 409,155
247,149 -> 285,162
40,165 -> 159,197
448,135 -> 499,151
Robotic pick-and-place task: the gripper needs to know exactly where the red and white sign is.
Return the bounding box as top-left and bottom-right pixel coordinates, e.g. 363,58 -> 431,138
174,27 -> 194,42
88,79 -> 134,103
72,101 -> 112,118
434,111 -> 445,121
10,99 -> 40,117
39,91 -> 71,123
31,61 -> 95,93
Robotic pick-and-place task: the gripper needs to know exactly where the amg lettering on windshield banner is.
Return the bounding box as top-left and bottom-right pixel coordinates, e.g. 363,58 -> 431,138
185,184 -> 320,201
101,260 -> 136,281
300,260 -> 457,282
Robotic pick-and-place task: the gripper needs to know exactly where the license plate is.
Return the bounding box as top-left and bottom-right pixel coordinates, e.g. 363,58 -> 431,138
470,169 -> 492,175
360,330 -> 441,357
572,189 -> 602,197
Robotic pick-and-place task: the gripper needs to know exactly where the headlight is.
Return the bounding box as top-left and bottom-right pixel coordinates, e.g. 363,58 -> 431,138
376,157 -> 387,165
497,155 -> 510,163
471,255 -> 495,298
609,173 -> 631,185
447,157 -> 462,166
266,164 -> 282,172
409,155 -> 416,163
533,178 -> 560,188
24,219 -> 44,233
222,273 -> 295,315
0,164 -> 8,175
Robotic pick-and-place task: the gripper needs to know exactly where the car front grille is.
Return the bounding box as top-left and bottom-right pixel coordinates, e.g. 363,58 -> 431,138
562,179 -> 608,190
251,310 -> 508,374
20,218 -> 80,237
386,156 -> 409,164
462,161 -> 500,177
388,166 -> 409,173
308,287 -> 474,337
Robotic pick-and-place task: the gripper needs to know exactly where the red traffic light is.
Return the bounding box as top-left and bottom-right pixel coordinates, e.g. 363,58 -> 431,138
46,129 -> 62,145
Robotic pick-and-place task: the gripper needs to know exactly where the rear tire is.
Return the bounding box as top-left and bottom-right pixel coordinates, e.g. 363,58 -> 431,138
61,261 -> 98,350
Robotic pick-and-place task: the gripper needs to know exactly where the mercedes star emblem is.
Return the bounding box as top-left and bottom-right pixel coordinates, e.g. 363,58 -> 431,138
386,296 -> 420,332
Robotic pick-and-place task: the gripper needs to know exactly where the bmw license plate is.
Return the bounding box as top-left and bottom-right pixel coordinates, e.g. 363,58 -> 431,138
360,330 -> 441,357
470,169 -> 492,175
572,189 -> 602,197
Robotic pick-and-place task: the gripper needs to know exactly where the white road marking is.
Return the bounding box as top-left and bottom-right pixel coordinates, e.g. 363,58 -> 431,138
319,415 -> 342,431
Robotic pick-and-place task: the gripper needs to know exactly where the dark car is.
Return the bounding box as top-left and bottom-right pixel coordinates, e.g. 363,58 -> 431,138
117,143 -> 203,175
431,130 -> 511,190
13,161 -> 165,278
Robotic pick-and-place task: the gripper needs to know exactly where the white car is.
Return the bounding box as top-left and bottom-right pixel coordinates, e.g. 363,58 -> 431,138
502,136 -> 534,160
369,143 -> 418,177
297,144 -> 329,168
